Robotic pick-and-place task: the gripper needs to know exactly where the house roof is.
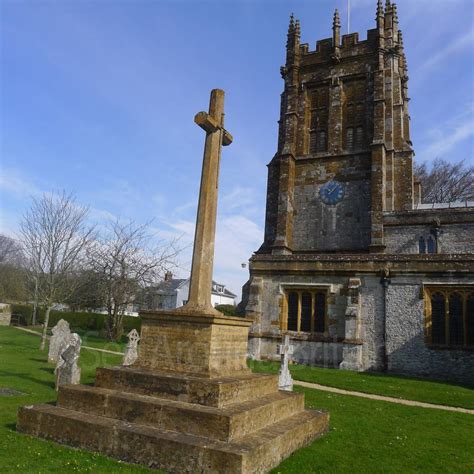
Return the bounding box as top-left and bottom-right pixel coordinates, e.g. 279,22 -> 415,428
154,278 -> 187,294
153,278 -> 236,299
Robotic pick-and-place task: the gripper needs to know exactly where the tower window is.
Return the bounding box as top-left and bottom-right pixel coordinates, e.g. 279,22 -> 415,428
355,126 -> 364,149
346,128 -> 354,151
284,289 -> 327,334
309,88 -> 329,154
425,287 -> 474,348
317,130 -> 327,152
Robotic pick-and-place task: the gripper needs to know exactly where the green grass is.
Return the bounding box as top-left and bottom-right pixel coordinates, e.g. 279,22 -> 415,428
0,326 -> 151,472
274,386 -> 474,473
1,326 -> 473,473
250,360 -> 474,409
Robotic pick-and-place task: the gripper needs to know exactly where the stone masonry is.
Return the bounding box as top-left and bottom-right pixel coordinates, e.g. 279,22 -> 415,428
241,2 -> 474,385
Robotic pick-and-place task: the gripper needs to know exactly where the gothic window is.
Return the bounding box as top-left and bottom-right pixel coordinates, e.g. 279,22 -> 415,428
309,88 -> 329,153
287,292 -> 298,331
317,130 -> 327,152
301,292 -> 312,332
284,289 -> 327,334
419,237 -> 426,254
355,126 -> 364,149
346,128 -> 354,152
425,287 -> 474,348
431,292 -> 445,344
427,236 -> 437,254
449,293 -> 463,346
343,80 -> 367,151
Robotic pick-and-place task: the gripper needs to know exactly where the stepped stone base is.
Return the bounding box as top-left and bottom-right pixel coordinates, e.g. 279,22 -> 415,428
17,367 -> 329,473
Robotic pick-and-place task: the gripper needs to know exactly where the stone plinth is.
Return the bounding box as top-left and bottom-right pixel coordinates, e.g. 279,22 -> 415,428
17,311 -> 329,473
18,365 -> 328,473
137,310 -> 252,377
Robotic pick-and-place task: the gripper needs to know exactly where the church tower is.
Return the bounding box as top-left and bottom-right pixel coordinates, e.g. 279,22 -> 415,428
260,0 -> 413,255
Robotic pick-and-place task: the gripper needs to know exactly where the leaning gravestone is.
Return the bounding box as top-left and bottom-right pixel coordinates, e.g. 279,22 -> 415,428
48,319 -> 71,364
122,329 -> 140,366
277,334 -> 294,391
54,333 -> 81,390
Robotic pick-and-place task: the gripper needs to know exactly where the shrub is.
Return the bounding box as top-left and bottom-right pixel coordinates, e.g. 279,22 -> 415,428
215,304 -> 237,316
9,304 -> 141,333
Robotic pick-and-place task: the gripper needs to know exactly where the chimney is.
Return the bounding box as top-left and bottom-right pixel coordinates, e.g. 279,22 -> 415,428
164,271 -> 173,282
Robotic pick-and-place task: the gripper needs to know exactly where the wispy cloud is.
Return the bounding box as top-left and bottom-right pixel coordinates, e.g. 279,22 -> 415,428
412,29 -> 474,84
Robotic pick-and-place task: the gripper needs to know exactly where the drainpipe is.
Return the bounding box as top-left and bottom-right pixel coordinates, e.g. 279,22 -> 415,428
380,267 -> 391,372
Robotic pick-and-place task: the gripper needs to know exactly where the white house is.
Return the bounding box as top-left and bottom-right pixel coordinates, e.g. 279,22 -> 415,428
150,272 -> 237,310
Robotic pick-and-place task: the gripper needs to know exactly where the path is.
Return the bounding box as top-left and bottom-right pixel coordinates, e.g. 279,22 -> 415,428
295,380 -> 474,415
12,326 -> 473,414
13,326 -> 123,355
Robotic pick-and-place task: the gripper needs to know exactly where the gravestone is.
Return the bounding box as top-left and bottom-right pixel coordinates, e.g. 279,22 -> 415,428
48,319 -> 71,364
122,329 -> 140,366
54,333 -> 81,390
277,334 -> 294,391
0,303 -> 12,326
18,90 -> 329,473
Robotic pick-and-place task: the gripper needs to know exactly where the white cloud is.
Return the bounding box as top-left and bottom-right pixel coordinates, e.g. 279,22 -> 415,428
0,168 -> 40,199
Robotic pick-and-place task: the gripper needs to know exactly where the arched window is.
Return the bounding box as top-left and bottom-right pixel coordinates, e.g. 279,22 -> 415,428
285,289 -> 327,334
419,237 -> 426,254
467,294 -> 474,346
317,130 -> 327,152
427,236 -> 437,254
287,292 -> 298,331
449,293 -> 463,346
346,128 -> 354,151
425,288 -> 474,348
301,292 -> 312,332
355,126 -> 364,149
314,292 -> 326,333
431,292 -> 445,345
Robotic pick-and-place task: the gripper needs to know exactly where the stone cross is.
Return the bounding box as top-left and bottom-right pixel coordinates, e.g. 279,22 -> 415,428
183,89 -> 233,314
55,333 -> 81,390
48,319 -> 71,364
122,329 -> 140,366
277,334 -> 294,391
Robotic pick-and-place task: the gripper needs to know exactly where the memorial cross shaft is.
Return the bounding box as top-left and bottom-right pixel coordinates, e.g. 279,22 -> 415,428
185,89 -> 233,312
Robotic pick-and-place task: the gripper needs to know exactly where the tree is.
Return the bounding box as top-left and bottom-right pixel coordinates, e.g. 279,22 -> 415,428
19,192 -> 95,350
414,158 -> 474,204
0,234 -> 22,264
88,220 -> 179,341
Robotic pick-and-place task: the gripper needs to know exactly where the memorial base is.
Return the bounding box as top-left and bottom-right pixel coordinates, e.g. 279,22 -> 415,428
17,310 -> 329,473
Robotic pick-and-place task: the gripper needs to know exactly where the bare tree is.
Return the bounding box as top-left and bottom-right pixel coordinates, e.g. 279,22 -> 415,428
414,158 -> 474,204
19,192 -> 95,350
0,234 -> 22,264
88,220 -> 179,341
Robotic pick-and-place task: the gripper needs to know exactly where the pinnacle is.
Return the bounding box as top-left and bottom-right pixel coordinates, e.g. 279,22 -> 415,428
333,8 -> 341,28
288,13 -> 295,32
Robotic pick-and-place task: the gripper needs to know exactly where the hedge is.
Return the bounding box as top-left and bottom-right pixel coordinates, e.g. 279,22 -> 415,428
10,304 -> 141,332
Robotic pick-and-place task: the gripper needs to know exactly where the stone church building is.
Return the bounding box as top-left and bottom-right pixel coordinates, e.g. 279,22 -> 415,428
241,1 -> 474,384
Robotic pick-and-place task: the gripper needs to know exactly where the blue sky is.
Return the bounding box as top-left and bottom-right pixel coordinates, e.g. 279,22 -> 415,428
1,0 -> 473,298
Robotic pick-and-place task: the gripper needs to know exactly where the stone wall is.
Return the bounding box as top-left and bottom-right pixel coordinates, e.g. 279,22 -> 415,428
386,277 -> 474,385
385,222 -> 474,254
292,156 -> 371,251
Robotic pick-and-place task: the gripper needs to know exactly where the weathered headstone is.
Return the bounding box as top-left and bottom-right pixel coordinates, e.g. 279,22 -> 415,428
277,334 -> 294,391
54,333 -> 81,390
122,329 -> 140,366
0,303 -> 12,326
48,319 -> 71,364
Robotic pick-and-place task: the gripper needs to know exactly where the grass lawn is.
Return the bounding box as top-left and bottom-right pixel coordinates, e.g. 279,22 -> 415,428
250,359 -> 474,410
1,326 -> 473,473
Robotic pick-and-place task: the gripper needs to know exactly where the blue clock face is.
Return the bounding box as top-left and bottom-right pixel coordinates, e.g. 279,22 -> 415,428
319,180 -> 345,205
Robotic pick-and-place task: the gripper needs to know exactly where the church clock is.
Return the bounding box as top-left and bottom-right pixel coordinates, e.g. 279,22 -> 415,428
319,180 -> 345,205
